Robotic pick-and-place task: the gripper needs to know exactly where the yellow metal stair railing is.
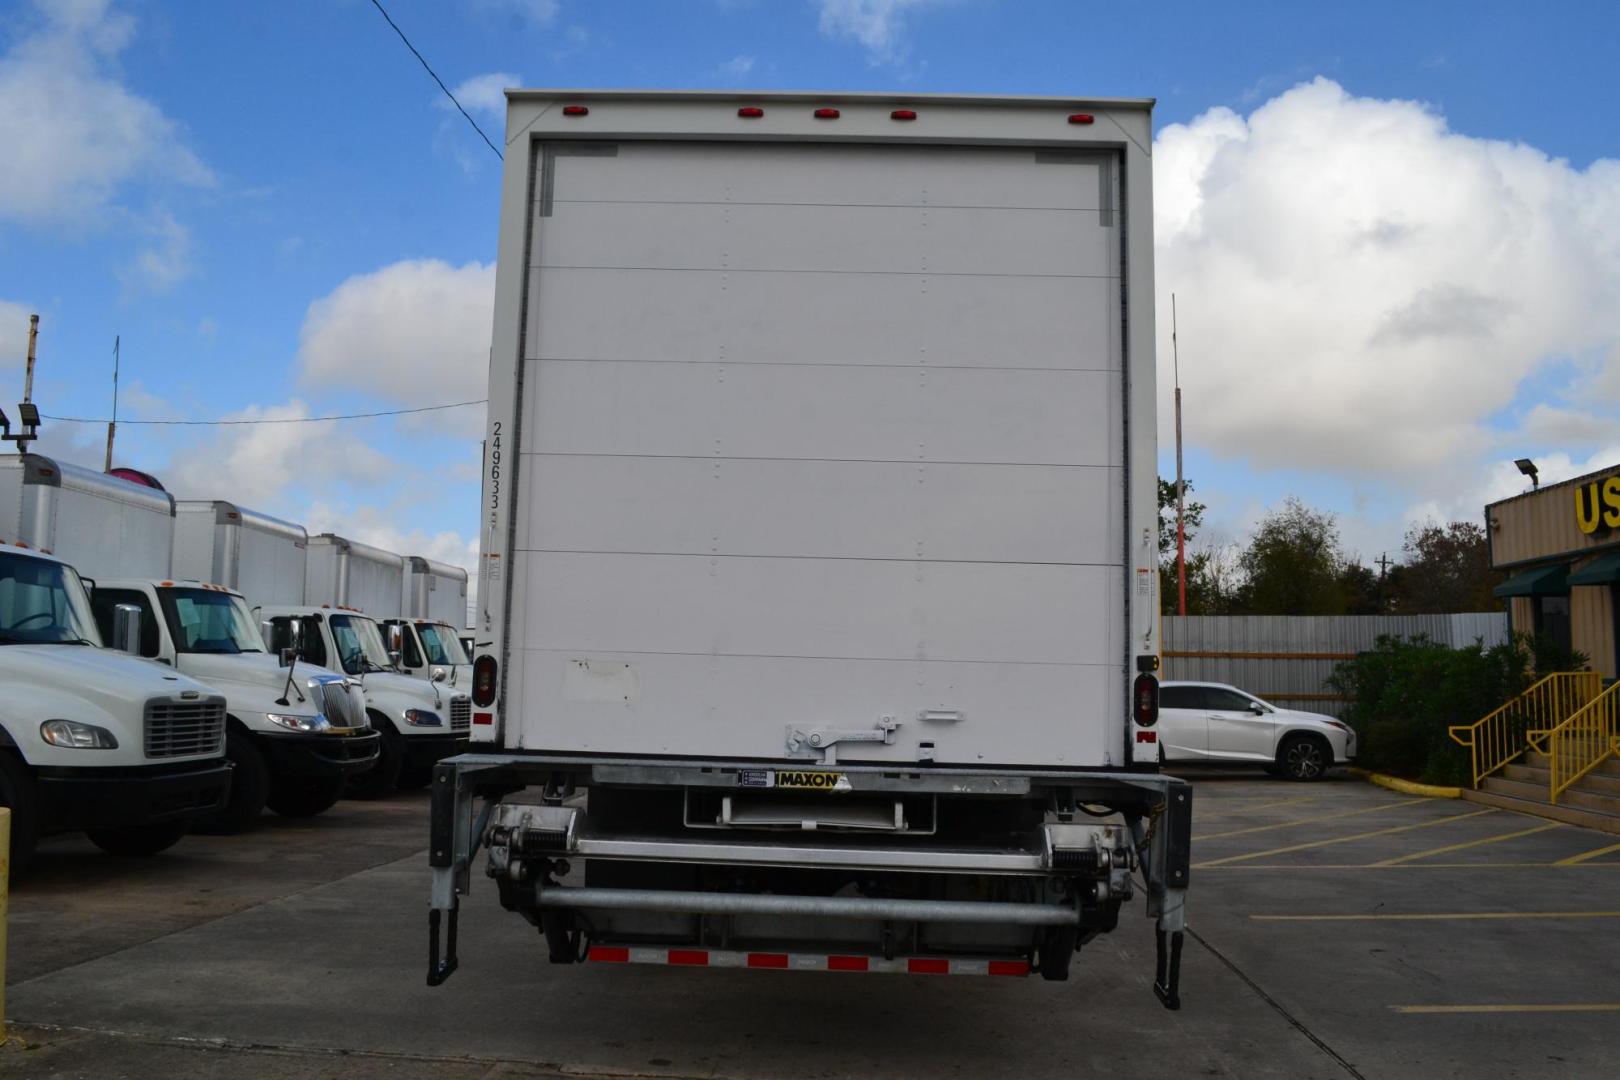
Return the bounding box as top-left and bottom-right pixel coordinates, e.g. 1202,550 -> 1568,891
1538,681 -> 1620,804
1448,672 -> 1603,788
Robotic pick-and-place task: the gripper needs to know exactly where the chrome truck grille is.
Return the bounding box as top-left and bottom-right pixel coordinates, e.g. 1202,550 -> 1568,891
145,697 -> 226,758
315,679 -> 367,730
450,696 -> 471,732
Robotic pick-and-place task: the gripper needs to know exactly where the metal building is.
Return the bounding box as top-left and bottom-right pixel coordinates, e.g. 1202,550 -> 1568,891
1488,462 -> 1620,679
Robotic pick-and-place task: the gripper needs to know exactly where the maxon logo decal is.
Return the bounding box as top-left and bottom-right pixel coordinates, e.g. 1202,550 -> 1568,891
736,769 -> 851,791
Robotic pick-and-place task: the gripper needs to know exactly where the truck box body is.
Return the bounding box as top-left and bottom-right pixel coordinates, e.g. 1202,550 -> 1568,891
0,454 -> 174,578
480,93 -> 1160,770
306,534 -> 405,618
172,500 -> 309,605
403,555 -> 469,628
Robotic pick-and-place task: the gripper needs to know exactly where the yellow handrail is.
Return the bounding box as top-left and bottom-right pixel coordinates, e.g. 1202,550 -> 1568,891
1545,682 -> 1620,804
1447,672 -> 1603,787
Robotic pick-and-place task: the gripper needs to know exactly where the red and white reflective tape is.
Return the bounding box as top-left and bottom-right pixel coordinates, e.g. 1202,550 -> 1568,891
587,945 -> 1028,977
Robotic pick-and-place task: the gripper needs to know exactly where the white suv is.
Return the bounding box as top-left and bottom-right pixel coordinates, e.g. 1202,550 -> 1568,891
1157,681 -> 1356,781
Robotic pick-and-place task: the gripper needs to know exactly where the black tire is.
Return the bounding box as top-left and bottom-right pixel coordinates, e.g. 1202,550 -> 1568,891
267,774 -> 346,818
1037,925 -> 1078,981
0,751 -> 40,880
346,714 -> 403,799
1277,733 -> 1332,781
86,820 -> 189,857
396,765 -> 433,790
193,728 -> 268,834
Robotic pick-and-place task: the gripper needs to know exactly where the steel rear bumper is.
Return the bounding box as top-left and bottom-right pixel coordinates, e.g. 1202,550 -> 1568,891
36,759 -> 232,832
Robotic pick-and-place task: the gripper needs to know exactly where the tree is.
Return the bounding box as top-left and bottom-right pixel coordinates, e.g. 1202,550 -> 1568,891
1234,497 -> 1347,615
1394,521 -> 1501,613
1338,560 -> 1384,615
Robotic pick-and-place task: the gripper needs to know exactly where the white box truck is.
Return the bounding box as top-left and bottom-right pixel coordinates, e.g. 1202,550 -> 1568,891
170,503 -> 470,797
430,91 -> 1190,1006
305,533 -> 404,618
385,556 -> 473,687
0,456 -> 380,831
0,537 -> 230,876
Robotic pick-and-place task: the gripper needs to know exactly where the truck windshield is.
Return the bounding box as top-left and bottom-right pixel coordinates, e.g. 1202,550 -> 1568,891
0,552 -> 102,646
416,622 -> 468,665
158,588 -> 265,654
328,614 -> 393,676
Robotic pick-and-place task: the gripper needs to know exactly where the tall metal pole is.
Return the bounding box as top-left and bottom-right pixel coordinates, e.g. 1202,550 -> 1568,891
23,314 -> 38,404
1173,295 -> 1187,616
104,335 -> 120,472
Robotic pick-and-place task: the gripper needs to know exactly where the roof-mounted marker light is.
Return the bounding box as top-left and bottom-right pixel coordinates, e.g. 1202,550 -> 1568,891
1068,113 -> 1095,125
813,108 -> 840,119
738,106 -> 764,118
562,105 -> 589,116
890,109 -> 917,121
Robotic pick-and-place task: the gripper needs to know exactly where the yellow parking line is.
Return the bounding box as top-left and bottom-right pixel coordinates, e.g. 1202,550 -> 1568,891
1393,1004 -> 1620,1015
1197,797 -> 1431,841
1253,911 -> 1620,922
1370,822 -> 1561,866
1555,840 -> 1620,866
1197,795 -> 1318,816
1193,809 -> 1497,868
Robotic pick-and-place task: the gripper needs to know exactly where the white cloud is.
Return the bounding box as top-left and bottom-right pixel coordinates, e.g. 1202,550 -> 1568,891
815,0 -> 946,64
1156,78 -> 1620,488
296,260 -> 494,435
718,54 -> 755,80
1407,446 -> 1620,529
162,400 -> 394,507
445,71 -> 519,119
472,0 -> 558,26
0,0 -> 212,225
0,300 -> 35,367
118,208 -> 192,294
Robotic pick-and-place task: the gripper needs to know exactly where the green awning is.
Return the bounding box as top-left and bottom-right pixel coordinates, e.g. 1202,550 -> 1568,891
1568,551 -> 1620,587
1493,562 -> 1569,598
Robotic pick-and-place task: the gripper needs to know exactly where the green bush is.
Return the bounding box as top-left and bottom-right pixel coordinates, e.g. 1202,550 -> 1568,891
1327,633 -> 1588,785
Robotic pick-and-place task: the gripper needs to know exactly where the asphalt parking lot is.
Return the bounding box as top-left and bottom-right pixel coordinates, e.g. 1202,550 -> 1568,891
5,773 -> 1620,1079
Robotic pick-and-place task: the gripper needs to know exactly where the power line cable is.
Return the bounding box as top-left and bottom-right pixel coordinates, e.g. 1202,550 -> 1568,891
42,399 -> 488,427
366,0 -> 502,161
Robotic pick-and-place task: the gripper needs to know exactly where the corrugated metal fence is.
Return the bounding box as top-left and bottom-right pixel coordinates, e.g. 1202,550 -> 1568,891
1161,614 -> 1509,717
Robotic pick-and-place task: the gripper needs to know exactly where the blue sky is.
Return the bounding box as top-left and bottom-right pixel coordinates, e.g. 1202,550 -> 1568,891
3,0 -> 1619,580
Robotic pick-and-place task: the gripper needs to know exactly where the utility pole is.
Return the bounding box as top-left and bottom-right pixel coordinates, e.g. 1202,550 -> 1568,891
1376,552 -> 1392,613
23,314 -> 38,404
104,335 -> 120,472
1172,294 -> 1187,616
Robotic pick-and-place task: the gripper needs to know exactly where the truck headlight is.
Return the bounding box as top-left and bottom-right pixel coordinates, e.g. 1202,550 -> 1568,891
403,709 -> 443,727
266,712 -> 329,734
41,719 -> 119,749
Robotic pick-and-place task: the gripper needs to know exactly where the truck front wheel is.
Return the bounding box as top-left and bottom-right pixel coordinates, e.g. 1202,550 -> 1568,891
194,728 -> 268,834
0,751 -> 40,879
86,820 -> 189,856
268,774 -> 346,818
345,714 -> 403,799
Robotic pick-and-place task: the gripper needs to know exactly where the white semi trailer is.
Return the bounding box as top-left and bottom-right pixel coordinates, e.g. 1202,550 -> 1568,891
173,500 -> 310,605
429,91 -> 1191,1005
0,456 -> 379,831
305,534 -> 404,617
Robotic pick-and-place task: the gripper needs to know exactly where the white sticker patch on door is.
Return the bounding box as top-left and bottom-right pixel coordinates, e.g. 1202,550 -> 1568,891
562,659 -> 639,704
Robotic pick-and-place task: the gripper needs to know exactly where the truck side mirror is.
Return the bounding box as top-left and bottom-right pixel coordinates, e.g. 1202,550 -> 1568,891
289,617 -> 303,648
279,647 -> 297,668
387,623 -> 403,657
431,667 -> 448,683
387,649 -> 402,669
111,603 -> 142,655
260,620 -> 275,652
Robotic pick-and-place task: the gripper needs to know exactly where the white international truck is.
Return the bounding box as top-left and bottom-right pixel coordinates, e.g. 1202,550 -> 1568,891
0,457 -> 380,832
428,91 -> 1190,1007
389,555 -> 473,686
0,537 -> 231,875
294,534 -> 472,792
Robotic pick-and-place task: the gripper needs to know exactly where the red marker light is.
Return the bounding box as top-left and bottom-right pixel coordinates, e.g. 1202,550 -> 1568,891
1133,673 -> 1159,727
1068,113 -> 1095,125
814,107 -> 840,119
562,105 -> 589,116
738,106 -> 765,118
890,109 -> 917,121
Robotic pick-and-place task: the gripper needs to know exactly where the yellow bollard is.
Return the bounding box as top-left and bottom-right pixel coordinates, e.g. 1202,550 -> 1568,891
1,805 -> 8,1046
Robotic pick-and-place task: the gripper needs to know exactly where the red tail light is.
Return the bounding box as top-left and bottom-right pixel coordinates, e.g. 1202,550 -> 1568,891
1133,673 -> 1159,727
1068,113 -> 1095,125
738,106 -> 764,118
813,108 -> 840,119
890,109 -> 917,121
562,105 -> 589,116
472,654 -> 498,707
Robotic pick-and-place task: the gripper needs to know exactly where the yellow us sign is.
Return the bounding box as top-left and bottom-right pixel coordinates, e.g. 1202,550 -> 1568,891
1575,473 -> 1620,535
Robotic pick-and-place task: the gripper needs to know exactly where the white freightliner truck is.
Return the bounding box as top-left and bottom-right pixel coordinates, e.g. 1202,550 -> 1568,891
429,91 -> 1190,1005
0,537 -> 230,875
0,457 -> 380,832
390,556 -> 474,686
